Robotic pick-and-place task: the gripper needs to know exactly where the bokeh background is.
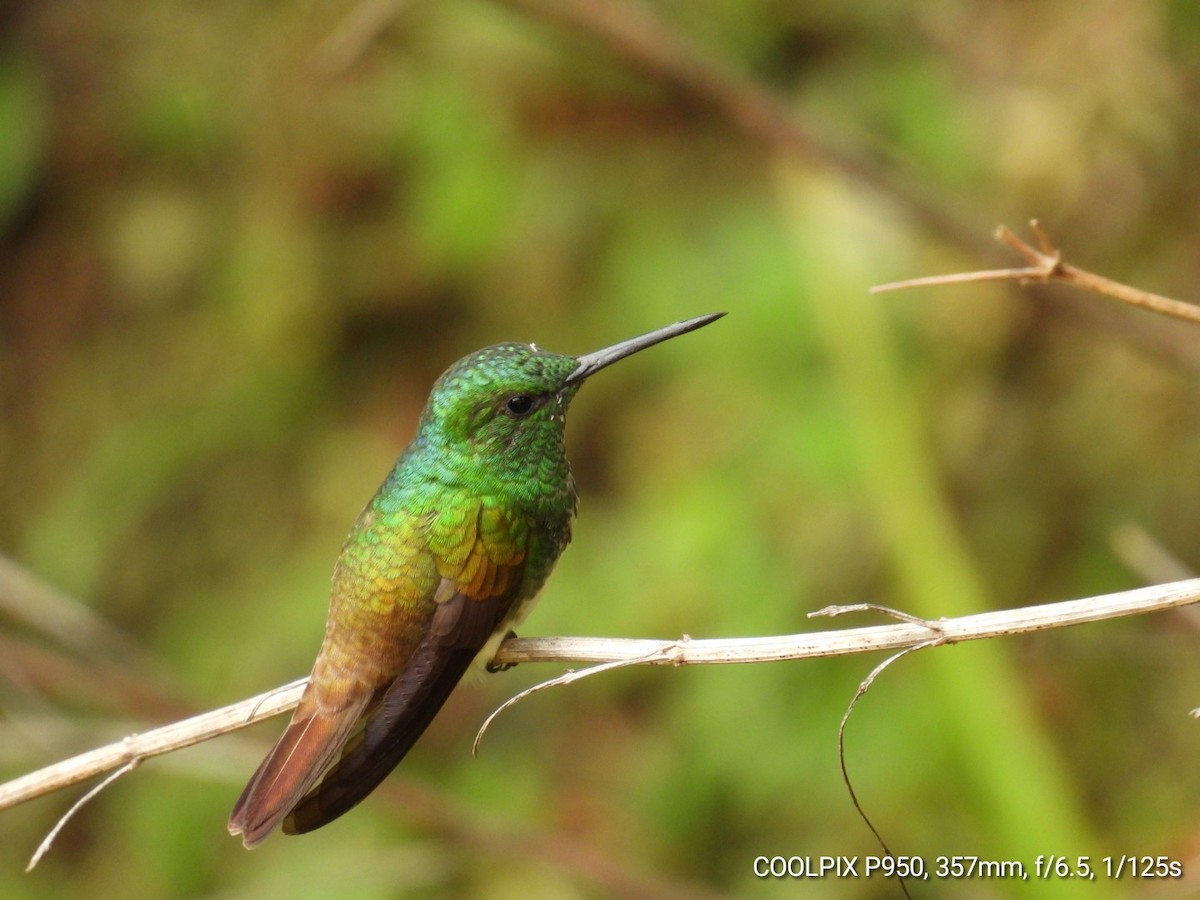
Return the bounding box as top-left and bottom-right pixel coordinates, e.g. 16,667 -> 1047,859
2,1 -> 1199,897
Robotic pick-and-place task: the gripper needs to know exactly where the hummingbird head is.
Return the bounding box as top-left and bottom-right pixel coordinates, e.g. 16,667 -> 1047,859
411,343 -> 582,500
413,313 -> 725,493
420,343 -> 580,458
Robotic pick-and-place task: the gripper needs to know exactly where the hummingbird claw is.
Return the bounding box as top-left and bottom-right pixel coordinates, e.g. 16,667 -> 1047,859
485,630 -> 519,672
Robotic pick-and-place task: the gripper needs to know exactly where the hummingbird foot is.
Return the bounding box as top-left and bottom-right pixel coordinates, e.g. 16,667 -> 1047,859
485,630 -> 519,672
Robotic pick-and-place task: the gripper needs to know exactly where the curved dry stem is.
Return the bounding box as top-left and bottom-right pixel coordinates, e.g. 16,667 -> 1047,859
471,649 -> 671,758
27,760 -> 139,870
835,640 -> 943,900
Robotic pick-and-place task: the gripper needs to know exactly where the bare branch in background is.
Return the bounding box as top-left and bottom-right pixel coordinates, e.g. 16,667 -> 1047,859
873,220 -> 1200,327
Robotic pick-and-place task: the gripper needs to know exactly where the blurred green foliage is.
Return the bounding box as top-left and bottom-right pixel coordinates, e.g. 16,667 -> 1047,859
2,1 -> 1199,897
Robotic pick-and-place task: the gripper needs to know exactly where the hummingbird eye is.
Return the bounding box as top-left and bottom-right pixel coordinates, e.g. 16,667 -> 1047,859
504,394 -> 536,418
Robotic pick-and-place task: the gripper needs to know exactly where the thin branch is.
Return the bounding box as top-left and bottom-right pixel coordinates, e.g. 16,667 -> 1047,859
0,554 -> 156,669
2,578 -> 1197,818
0,678 -> 306,812
469,0 -> 1200,370
490,577 -> 1200,665
311,0 -> 414,75
491,0 -> 983,256
1110,525 -> 1200,635
873,220 -> 1200,327
0,554 -> 189,722
1110,523 -> 1198,592
868,267 -> 1050,294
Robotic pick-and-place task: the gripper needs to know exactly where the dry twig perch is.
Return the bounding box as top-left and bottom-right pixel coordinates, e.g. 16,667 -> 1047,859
4,577 -> 1198,827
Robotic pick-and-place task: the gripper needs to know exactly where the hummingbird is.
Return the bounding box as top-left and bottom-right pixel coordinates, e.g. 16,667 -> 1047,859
228,312 -> 724,847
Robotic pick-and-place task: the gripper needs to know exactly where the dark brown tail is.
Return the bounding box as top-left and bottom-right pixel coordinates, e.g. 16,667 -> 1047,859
283,590 -> 505,835
228,697 -> 368,848
234,589 -> 511,843
282,648 -> 475,835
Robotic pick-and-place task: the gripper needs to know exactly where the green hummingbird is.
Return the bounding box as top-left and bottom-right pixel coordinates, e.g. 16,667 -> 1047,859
228,313 -> 724,847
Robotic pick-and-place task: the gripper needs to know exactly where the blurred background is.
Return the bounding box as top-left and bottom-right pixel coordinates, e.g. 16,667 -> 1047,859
2,1 -> 1199,897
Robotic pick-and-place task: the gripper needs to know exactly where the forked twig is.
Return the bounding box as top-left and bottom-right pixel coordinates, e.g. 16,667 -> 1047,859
872,220 -> 1200,327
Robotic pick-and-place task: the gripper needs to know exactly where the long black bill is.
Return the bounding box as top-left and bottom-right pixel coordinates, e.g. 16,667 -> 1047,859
565,312 -> 726,385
